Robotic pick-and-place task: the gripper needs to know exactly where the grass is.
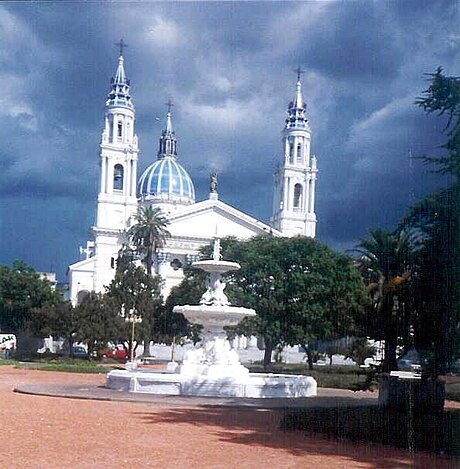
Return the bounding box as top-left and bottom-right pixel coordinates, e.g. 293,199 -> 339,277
13,359 -> 110,374
281,406 -> 460,457
445,381 -> 460,402
0,359 -> 16,366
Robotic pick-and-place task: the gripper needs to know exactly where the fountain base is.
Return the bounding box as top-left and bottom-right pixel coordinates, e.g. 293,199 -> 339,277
106,368 -> 317,398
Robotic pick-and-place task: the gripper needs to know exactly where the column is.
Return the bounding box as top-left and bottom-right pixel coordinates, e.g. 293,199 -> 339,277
309,176 -> 316,213
100,155 -> 107,194
107,160 -> 112,195
125,156 -> 131,197
304,175 -> 310,213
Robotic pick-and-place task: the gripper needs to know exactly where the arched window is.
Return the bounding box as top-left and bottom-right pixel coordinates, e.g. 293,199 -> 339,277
293,183 -> 303,209
289,143 -> 294,163
77,290 -> 90,305
113,164 -> 124,191
297,143 -> 302,161
170,258 -> 183,271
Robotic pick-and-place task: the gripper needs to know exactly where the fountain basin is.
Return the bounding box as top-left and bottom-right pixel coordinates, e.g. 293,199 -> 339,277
173,304 -> 256,331
192,260 -> 240,272
106,369 -> 317,398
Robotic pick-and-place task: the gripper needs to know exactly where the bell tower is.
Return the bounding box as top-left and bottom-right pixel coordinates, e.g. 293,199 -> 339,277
271,69 -> 318,237
95,40 -> 139,231
90,41 -> 139,292
69,42 -> 140,303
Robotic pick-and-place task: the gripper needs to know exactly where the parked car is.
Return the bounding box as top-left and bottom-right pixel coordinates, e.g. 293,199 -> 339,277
58,346 -> 90,360
100,344 -> 128,362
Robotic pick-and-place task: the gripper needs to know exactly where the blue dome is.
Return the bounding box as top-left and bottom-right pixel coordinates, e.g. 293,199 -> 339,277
138,156 -> 195,205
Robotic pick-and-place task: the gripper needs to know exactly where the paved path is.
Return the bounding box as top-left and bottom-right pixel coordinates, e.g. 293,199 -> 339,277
0,365 -> 456,468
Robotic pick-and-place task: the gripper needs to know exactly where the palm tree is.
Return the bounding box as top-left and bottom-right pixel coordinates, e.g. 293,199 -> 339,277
354,228 -> 418,372
128,206 -> 171,275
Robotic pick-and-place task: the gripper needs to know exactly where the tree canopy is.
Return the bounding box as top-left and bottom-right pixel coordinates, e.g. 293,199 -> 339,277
409,67 -> 460,371
0,261 -> 60,333
354,228 -> 419,371
128,206 -> 171,275
416,66 -> 460,177
105,248 -> 164,355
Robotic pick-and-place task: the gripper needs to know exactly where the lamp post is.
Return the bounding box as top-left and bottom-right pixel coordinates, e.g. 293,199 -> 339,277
124,308 -> 142,364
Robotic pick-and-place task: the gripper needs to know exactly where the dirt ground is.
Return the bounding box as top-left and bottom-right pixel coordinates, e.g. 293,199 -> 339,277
0,365 -> 457,468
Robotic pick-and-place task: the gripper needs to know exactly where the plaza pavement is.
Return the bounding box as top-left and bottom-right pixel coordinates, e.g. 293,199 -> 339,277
1,365 -> 457,468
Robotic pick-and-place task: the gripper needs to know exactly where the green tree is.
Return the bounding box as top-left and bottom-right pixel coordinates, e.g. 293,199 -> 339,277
165,236 -> 367,370
74,292 -> 124,357
402,67 -> 460,372
354,228 -> 418,372
0,261 -> 60,333
226,236 -> 368,370
345,337 -> 376,367
128,206 -> 171,275
162,264 -> 205,343
402,187 -> 459,373
29,300 -> 79,356
106,249 -> 164,357
416,67 -> 460,177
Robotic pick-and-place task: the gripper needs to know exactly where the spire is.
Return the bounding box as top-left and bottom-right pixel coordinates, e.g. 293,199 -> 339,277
285,67 -> 308,130
157,100 -> 177,159
106,40 -> 133,109
114,56 -> 127,85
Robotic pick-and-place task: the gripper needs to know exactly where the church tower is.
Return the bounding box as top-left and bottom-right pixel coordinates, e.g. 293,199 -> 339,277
90,44 -> 139,293
271,71 -> 318,237
95,44 -> 138,231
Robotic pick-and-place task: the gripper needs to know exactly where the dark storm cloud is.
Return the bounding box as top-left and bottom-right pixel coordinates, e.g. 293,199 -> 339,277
0,2 -> 458,279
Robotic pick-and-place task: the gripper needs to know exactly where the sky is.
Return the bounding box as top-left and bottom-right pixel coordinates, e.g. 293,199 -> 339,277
0,1 -> 458,281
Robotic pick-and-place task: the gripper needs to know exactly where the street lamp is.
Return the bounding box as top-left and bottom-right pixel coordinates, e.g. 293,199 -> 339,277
124,308 -> 142,364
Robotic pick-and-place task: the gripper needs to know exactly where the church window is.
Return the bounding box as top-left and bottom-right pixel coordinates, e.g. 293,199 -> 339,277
117,122 -> 123,138
170,258 -> 183,271
289,143 -> 294,163
297,143 -> 302,161
76,290 -> 90,305
113,164 -> 124,191
293,183 -> 303,209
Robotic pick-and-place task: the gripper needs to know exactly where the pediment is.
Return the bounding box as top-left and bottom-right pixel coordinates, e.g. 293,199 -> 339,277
68,256 -> 96,272
167,198 -> 280,240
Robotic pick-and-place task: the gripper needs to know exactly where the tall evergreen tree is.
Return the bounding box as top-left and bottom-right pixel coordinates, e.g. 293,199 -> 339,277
403,67 -> 460,372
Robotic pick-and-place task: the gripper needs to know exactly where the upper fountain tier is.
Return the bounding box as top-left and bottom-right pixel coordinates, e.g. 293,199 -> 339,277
191,238 -> 242,307
192,259 -> 240,273
192,238 -> 239,274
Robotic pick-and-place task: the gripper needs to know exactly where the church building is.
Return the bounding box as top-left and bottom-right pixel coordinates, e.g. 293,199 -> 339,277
68,51 -> 318,304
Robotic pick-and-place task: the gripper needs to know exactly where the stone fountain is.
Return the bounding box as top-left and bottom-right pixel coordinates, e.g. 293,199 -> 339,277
106,239 -> 317,398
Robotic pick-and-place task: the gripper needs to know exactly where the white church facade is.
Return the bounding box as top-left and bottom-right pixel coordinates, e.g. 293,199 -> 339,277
68,52 -> 318,304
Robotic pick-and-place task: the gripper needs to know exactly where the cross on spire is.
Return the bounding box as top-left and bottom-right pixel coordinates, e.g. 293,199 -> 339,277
294,66 -> 305,82
165,98 -> 174,113
115,39 -> 128,57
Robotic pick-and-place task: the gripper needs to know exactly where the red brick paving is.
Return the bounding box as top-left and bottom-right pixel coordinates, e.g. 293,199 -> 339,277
0,365 -> 456,468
